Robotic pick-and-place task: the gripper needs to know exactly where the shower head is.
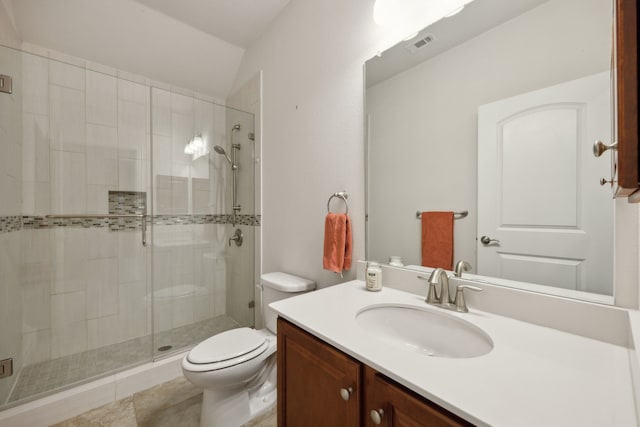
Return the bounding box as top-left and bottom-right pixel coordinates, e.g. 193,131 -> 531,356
232,124 -> 241,131
214,145 -> 233,165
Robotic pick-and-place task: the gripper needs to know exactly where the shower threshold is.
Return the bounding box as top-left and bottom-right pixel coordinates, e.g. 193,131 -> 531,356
6,315 -> 239,405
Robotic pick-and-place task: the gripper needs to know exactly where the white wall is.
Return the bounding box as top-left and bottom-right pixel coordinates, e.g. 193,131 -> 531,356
367,0 -> 611,269
232,0 -> 405,288
233,0 -> 640,302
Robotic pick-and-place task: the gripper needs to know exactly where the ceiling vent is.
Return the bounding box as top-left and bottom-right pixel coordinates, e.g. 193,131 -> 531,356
405,34 -> 436,54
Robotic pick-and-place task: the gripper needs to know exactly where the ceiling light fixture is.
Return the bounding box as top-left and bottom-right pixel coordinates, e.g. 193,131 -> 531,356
184,134 -> 207,159
373,0 -> 475,38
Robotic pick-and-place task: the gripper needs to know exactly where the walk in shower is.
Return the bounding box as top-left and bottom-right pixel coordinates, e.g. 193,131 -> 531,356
0,44 -> 257,409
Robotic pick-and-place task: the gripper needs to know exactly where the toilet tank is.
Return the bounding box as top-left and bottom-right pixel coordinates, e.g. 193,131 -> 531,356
260,272 -> 315,334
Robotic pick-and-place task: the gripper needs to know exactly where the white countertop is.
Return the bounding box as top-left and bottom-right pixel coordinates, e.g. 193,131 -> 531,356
270,280 -> 637,427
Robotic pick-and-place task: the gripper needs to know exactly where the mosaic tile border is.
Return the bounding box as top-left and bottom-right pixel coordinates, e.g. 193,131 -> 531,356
0,216 -> 22,234
108,191 -> 146,215
22,214 -> 261,230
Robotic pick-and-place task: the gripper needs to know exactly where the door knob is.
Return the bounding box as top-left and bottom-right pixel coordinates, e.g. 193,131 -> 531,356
593,140 -> 617,157
600,177 -> 615,186
370,408 -> 384,424
480,235 -> 500,245
339,387 -> 353,401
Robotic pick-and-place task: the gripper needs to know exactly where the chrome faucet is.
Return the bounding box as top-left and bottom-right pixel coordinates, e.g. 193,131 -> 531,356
426,268 -> 451,305
418,265 -> 482,313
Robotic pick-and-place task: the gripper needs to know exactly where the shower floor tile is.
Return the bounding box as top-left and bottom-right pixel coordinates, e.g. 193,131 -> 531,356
8,315 -> 240,404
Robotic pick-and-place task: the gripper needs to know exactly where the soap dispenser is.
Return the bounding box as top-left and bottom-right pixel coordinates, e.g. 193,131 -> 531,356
366,261 -> 382,291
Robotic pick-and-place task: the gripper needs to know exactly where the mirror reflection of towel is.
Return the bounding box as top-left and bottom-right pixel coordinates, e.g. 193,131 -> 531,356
323,213 -> 352,274
421,211 -> 453,270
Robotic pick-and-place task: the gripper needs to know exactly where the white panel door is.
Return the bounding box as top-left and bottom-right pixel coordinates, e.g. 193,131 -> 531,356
477,72 -> 613,294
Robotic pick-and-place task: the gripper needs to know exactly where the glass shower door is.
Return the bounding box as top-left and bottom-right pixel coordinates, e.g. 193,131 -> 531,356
3,48 -> 153,408
150,88 -> 255,358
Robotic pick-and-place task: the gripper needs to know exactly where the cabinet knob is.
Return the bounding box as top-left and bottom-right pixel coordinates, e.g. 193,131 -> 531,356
370,408 -> 384,424
339,387 -> 353,401
593,140 -> 617,157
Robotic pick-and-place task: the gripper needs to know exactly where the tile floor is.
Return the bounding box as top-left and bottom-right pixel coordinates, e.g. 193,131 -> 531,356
9,316 -> 239,403
52,376 -> 277,427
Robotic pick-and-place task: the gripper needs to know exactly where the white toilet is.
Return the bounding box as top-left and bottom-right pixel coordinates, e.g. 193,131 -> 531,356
182,272 -> 315,427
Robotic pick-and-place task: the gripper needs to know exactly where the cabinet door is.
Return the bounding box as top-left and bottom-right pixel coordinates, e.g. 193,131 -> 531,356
364,367 -> 472,427
616,0 -> 638,199
277,318 -> 361,427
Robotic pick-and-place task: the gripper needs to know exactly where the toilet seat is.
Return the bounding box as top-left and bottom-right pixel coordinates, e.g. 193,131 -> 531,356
185,327 -> 269,372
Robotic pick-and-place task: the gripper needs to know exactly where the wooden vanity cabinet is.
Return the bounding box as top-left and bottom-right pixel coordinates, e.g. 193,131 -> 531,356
277,318 -> 473,427
615,0 -> 638,200
277,318 -> 362,426
364,367 -> 471,427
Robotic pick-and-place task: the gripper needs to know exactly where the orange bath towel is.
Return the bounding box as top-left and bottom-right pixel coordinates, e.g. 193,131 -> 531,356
323,213 -> 352,273
421,211 -> 454,270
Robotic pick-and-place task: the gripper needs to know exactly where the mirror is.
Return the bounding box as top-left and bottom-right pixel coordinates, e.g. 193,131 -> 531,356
365,0 -> 615,299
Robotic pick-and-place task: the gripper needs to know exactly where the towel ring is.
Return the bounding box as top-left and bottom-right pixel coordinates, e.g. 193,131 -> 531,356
327,191 -> 349,214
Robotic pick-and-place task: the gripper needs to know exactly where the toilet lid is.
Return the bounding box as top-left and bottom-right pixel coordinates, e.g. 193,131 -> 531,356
187,327 -> 267,364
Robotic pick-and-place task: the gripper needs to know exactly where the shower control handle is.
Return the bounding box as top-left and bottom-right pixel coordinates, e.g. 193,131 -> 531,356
229,229 -> 243,247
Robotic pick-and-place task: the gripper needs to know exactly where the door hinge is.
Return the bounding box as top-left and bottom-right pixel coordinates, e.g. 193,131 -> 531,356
0,74 -> 12,94
0,358 -> 13,378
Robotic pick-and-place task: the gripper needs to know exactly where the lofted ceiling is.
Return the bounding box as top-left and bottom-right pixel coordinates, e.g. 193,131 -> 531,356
6,0 -> 290,97
132,0 -> 291,48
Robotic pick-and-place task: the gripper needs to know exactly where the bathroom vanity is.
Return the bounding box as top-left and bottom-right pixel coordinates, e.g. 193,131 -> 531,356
277,317 -> 470,426
271,278 -> 638,426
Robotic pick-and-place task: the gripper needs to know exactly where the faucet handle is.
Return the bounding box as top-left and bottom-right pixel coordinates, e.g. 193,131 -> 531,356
454,284 -> 482,313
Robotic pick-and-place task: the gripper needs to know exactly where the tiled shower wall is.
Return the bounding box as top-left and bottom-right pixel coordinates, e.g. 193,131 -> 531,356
19,50 -> 155,367
0,45 -> 23,405
14,45 -> 256,370
151,87 -> 229,338
0,42 -> 258,406
150,87 -> 256,338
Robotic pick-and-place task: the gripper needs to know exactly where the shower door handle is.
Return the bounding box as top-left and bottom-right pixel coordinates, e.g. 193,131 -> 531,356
141,216 -> 147,246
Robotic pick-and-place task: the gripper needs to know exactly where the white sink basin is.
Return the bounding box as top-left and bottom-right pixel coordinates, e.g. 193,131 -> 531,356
355,304 -> 493,358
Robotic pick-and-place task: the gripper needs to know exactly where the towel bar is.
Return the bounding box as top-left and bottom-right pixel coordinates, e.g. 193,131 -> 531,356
327,191 -> 349,214
415,210 -> 468,219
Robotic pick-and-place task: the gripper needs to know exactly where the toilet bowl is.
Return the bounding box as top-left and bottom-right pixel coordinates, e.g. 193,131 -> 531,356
182,272 -> 315,427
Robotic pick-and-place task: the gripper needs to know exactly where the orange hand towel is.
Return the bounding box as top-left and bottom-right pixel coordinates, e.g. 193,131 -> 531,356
421,211 -> 454,270
323,213 -> 352,273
